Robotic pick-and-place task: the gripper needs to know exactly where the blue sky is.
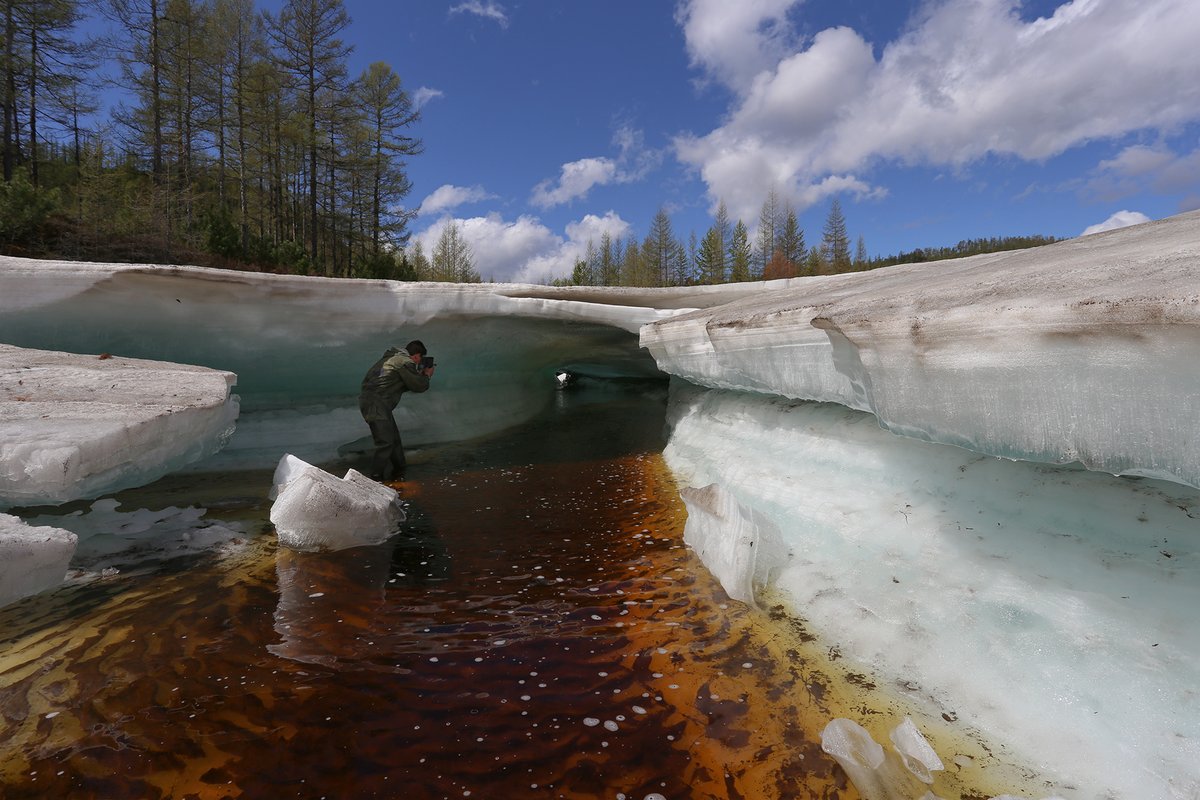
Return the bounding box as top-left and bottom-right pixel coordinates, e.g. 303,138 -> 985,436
129,1 -> 1200,282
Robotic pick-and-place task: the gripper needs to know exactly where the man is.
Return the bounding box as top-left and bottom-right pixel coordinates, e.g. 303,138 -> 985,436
359,339 -> 434,481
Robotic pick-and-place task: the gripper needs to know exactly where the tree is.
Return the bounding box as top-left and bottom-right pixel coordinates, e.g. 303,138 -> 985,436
728,219 -> 751,282
695,225 -> 725,284
429,220 -> 478,282
104,0 -> 166,181
805,245 -> 823,275
267,0 -> 352,272
777,205 -> 804,270
854,235 -> 867,269
821,197 -> 851,272
642,206 -> 679,287
695,199 -> 728,284
754,188 -> 780,278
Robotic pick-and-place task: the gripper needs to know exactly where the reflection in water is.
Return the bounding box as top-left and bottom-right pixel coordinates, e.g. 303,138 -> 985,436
1,381 -> 872,799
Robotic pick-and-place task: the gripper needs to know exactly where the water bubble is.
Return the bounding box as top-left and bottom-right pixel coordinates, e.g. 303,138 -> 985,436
583,717 -> 600,727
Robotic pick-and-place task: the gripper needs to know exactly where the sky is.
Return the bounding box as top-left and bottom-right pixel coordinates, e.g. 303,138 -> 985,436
121,0 -> 1200,283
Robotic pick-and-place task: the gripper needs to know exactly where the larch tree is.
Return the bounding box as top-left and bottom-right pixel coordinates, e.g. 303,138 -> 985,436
20,0 -> 88,185
104,0 -> 166,182
696,224 -> 724,284
643,206 -> 678,287
777,205 -> 804,272
728,219 -> 751,282
267,0 -> 351,273
430,220 -> 477,283
821,197 -> 851,272
754,188 -> 780,278
354,60 -> 420,254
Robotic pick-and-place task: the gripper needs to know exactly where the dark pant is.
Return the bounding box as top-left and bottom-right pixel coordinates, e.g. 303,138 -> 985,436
366,415 -> 406,480
360,395 -> 406,480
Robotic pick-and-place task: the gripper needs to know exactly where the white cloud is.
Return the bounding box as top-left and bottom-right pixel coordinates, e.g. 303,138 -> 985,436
419,184 -> 496,215
674,0 -> 1200,224
1080,210 -> 1151,237
531,126 -> 663,209
674,0 -> 799,92
1081,143 -> 1200,202
531,158 -> 618,209
413,87 -> 444,110
449,1 -> 508,28
413,212 -> 632,284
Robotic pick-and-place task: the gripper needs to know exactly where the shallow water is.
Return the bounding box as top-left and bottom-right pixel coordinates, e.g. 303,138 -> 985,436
1,383 -> 867,800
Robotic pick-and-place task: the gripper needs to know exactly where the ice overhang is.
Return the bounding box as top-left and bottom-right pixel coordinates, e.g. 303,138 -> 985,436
641,209 -> 1200,488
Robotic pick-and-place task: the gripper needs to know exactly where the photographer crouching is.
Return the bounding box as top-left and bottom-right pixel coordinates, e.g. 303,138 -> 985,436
358,339 -> 435,482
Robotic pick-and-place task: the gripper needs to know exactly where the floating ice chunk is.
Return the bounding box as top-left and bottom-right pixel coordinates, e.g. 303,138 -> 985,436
889,717 -> 943,783
269,454 -> 404,551
821,718 -> 884,770
0,344 -> 238,509
0,513 -> 77,608
821,718 -> 949,800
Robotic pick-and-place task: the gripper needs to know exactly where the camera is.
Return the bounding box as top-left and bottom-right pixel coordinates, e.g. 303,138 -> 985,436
420,355 -> 436,370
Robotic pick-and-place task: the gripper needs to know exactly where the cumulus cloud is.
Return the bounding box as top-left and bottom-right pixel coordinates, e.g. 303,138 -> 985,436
531,158 -> 618,209
449,1 -> 508,28
413,87 -> 444,110
419,184 -> 496,215
413,212 -> 631,284
1081,143 -> 1200,203
674,0 -> 797,92
1080,210 -> 1152,237
674,0 -> 1200,224
531,126 -> 664,209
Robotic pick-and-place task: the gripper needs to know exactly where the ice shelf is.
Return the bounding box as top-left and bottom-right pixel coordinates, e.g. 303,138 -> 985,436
0,344 -> 238,510
642,209 -> 1200,488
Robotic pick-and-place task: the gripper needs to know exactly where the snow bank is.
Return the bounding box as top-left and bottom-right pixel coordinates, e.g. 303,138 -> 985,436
0,344 -> 238,509
643,210 -> 1200,488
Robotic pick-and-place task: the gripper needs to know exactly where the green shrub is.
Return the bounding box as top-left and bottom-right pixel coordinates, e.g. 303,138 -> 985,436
0,172 -> 61,249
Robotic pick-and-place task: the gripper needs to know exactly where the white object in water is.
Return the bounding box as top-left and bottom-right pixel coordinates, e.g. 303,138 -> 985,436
0,513 -> 77,608
269,454 -> 404,552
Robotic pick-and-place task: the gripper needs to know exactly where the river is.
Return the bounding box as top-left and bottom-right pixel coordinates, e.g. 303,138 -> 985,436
1,380 -> 877,800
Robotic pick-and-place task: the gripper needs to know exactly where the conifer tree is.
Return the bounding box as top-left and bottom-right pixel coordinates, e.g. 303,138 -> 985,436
355,60 -> 421,253
821,197 -> 851,272
643,206 -> 678,287
729,219 -> 751,282
267,0 -> 352,272
430,220 -> 477,282
754,188 -> 780,277
854,235 -> 867,269
777,205 -> 804,271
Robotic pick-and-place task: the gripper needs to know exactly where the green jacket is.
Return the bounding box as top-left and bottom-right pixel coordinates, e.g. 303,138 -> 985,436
359,347 -> 430,420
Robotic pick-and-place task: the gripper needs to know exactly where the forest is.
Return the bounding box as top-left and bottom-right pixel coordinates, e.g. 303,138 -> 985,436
0,0 -> 1058,285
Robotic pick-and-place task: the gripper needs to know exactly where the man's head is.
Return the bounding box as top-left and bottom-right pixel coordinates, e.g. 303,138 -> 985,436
405,340 -> 427,357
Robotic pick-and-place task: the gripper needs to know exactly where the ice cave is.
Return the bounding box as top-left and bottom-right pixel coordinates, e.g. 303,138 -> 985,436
2,209 -> 1199,799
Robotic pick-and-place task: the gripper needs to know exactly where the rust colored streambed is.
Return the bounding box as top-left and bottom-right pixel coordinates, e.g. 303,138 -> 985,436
0,383 -> 860,799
